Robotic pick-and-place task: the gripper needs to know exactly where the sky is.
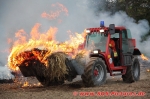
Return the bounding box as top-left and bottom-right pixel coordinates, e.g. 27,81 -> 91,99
0,0 -> 150,66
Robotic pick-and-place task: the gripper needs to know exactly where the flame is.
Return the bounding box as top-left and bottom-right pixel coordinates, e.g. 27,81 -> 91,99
15,67 -> 19,71
7,2 -> 87,71
7,23 -> 86,71
141,54 -> 149,61
22,81 -> 41,87
147,69 -> 150,72
22,81 -> 29,87
41,3 -> 68,20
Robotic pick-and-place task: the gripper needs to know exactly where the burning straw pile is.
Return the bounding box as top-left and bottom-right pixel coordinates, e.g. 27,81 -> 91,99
9,47 -> 70,85
7,26 -> 86,85
9,47 -> 88,86
45,52 -> 68,81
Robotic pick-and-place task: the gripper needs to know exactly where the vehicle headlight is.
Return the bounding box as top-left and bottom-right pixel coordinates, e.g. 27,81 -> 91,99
100,29 -> 104,33
93,50 -> 99,54
92,49 -> 101,54
85,29 -> 90,33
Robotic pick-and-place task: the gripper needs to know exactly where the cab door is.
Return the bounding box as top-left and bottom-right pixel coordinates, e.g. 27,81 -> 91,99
121,30 -> 132,66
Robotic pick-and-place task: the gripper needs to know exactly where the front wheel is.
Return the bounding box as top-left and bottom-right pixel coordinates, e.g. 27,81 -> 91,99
81,57 -> 107,87
122,57 -> 140,83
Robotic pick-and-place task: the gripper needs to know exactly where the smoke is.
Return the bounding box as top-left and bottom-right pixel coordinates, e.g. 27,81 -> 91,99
87,0 -> 150,56
0,66 -> 14,79
0,0 -> 149,79
94,12 -> 150,54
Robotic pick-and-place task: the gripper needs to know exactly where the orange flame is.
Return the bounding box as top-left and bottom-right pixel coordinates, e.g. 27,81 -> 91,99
14,29 -> 27,46
41,3 -> 68,20
7,2 -> 87,71
15,67 -> 19,71
7,24 -> 86,71
22,81 -> 41,87
141,54 -> 149,61
22,81 -> 29,87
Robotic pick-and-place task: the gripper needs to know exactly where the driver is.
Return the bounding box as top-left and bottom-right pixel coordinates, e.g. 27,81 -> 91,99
109,39 -> 118,58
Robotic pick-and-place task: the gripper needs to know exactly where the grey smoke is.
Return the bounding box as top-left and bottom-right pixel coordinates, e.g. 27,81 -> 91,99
0,66 -> 14,79
0,0 -> 149,79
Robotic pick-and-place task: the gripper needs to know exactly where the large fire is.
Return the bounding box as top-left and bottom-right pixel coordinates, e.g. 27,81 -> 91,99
8,23 -> 86,71
7,2 -> 86,71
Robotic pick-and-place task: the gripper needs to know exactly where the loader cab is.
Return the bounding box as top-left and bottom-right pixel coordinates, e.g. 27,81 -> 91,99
85,28 -> 135,66
84,21 -> 138,67
110,28 -> 135,66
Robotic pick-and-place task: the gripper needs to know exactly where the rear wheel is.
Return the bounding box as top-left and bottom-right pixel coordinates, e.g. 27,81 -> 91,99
122,57 -> 140,83
81,57 -> 107,87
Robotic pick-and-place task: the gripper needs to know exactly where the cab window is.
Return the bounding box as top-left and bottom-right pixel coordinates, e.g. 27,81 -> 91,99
111,33 -> 119,38
127,29 -> 132,39
122,30 -> 127,39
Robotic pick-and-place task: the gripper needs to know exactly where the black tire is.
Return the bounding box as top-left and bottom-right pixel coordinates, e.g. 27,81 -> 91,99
81,57 -> 107,87
122,57 -> 140,83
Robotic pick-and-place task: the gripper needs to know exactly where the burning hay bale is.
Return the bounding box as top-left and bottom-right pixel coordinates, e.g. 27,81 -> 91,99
9,48 -> 71,86
45,52 -> 68,81
17,48 -> 47,77
7,31 -> 87,86
9,47 -> 87,86
35,52 -> 70,86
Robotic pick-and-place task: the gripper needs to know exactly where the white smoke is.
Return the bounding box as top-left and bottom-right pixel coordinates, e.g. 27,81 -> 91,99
0,0 -> 149,79
94,11 -> 150,55
76,0 -> 150,57
0,66 -> 14,80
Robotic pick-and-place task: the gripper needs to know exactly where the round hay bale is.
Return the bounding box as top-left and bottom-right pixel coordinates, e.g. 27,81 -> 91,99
45,52 -> 68,81
13,48 -> 70,86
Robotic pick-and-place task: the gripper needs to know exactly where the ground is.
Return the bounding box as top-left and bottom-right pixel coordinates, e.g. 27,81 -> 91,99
0,66 -> 150,99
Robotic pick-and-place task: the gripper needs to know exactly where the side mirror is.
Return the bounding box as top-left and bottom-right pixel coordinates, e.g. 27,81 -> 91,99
109,24 -> 115,34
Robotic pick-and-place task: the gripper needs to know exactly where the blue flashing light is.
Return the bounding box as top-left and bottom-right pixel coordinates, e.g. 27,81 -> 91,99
100,21 -> 104,27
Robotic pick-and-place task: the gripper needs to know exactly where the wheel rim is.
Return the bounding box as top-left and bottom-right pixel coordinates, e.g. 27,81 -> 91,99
93,64 -> 104,82
133,63 -> 139,78
94,67 -> 99,76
